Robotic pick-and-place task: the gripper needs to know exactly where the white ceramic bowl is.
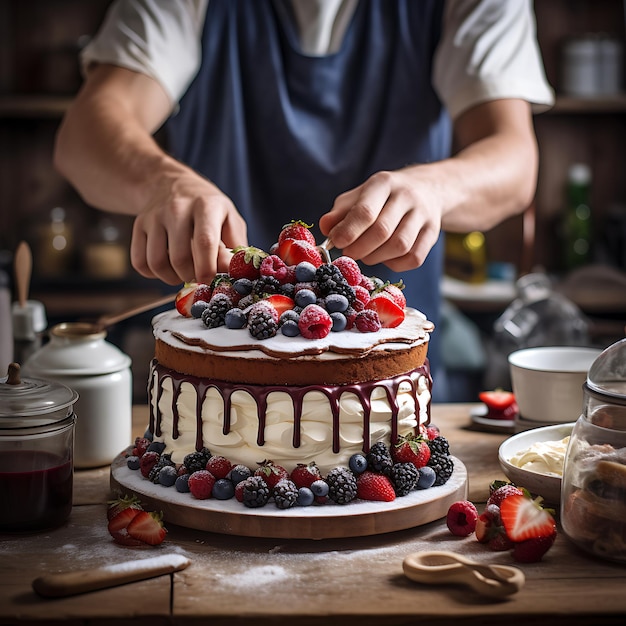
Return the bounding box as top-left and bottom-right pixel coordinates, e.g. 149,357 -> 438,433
508,346 -> 601,424
498,423 -> 574,505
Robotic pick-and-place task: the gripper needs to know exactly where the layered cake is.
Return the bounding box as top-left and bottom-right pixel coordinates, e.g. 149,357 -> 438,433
147,222 -> 435,476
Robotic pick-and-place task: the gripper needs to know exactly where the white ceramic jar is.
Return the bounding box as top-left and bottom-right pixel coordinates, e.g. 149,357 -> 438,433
23,323 -> 132,468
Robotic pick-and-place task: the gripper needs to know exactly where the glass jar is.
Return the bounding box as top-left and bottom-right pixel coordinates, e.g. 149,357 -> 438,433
0,363 -> 78,532
561,339 -> 626,562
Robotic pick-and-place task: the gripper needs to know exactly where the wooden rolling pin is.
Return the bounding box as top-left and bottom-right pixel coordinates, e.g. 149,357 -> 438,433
32,554 -> 191,598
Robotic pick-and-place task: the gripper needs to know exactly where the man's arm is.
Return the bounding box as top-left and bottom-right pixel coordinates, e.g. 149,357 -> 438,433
54,64 -> 247,285
318,98 -> 538,272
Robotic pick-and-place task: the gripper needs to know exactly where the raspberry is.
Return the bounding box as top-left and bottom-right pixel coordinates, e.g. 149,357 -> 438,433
139,451 -> 160,478
132,437 -> 151,458
446,500 -> 479,536
205,455 -> 233,479
298,304 -> 332,339
188,470 -> 216,500
332,256 -> 362,286
354,309 -> 381,332
259,254 -> 288,282
353,285 -> 371,307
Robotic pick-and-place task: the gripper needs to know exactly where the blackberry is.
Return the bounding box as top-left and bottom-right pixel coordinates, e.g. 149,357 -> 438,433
326,467 -> 358,504
427,453 -> 454,486
366,441 -> 393,475
329,282 -> 356,304
390,462 -> 419,496
149,453 -> 175,484
201,294 -> 232,328
252,275 -> 280,296
183,448 -> 212,474
238,294 -> 258,310
248,308 -> 278,340
279,282 -> 296,299
241,476 -> 271,508
315,263 -> 344,287
273,479 -> 299,509
428,435 -> 450,456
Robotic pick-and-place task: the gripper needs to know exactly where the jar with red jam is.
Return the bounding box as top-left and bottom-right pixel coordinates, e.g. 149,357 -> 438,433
0,363 -> 78,532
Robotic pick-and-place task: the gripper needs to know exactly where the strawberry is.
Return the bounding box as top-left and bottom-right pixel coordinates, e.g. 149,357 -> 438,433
264,294 -> 295,317
478,390 -> 519,420
205,455 -> 233,479
511,532 -> 557,563
131,437 -> 151,458
192,283 -> 213,303
356,471 -> 396,502
126,510 -> 167,546
354,309 -> 381,332
278,220 -> 317,246
107,506 -> 144,546
375,280 -> 406,309
254,460 -> 289,490
499,494 -> 557,543
139,451 -> 160,478
486,482 -> 525,508
277,239 -> 323,268
392,433 -> 431,469
366,294 -> 405,328
425,425 -> 440,440
475,504 -> 514,551
106,494 -> 143,522
175,282 -> 198,317
229,246 -> 268,281
446,500 -> 478,537
290,462 -> 322,489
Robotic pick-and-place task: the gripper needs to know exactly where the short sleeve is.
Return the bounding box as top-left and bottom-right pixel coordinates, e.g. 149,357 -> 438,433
80,0 -> 208,106
433,0 -> 555,120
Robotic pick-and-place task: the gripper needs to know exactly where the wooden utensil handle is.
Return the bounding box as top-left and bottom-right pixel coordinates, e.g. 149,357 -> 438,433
32,554 -> 190,598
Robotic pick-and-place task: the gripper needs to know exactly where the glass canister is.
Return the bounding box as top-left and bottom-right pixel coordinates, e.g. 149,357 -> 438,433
561,338 -> 626,562
0,363 -> 78,532
23,323 -> 132,469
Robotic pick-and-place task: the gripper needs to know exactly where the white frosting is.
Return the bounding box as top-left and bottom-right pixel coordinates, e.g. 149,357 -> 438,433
150,367 -> 431,474
509,437 -> 570,477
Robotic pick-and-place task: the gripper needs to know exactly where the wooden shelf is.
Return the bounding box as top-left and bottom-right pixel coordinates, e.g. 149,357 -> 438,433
0,94 -> 73,118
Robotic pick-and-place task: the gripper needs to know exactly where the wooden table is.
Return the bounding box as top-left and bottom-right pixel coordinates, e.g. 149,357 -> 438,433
1,404 -> 625,625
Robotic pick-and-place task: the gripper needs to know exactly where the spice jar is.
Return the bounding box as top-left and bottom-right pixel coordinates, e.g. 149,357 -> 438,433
23,323 -> 132,469
0,363 -> 78,532
561,339 -> 626,563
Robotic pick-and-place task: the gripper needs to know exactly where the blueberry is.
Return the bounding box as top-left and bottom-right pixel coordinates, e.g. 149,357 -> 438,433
175,474 -> 190,493
295,288 -> 317,308
233,278 -> 253,295
416,466 -> 436,489
296,487 -> 315,506
295,262 -> 317,282
330,312 -> 347,332
229,464 -> 252,485
325,294 -> 349,313
225,308 -> 247,329
212,478 -> 236,500
310,479 -> 329,497
279,309 -> 300,324
158,465 -> 178,487
126,455 -> 140,470
143,428 -> 154,441
348,453 -> 368,474
191,300 -> 210,319
281,320 -> 300,337
147,441 -> 166,454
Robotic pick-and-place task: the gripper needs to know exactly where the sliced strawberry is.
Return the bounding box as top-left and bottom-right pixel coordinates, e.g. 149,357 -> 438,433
264,294 -> 295,317
479,390 -> 516,410
276,239 -> 323,268
106,494 -> 143,522
500,494 -> 557,542
366,294 -> 405,328
126,510 -> 167,546
512,532 -> 557,563
107,507 -> 144,546
374,280 -> 406,309
229,246 -> 268,281
278,220 -> 317,246
486,483 -> 525,508
175,283 -> 198,317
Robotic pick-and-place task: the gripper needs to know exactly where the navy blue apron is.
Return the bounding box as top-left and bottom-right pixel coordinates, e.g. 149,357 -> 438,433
166,0 -> 451,380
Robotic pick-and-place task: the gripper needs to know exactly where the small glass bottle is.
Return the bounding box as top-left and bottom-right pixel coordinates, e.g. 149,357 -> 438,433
563,164 -> 592,271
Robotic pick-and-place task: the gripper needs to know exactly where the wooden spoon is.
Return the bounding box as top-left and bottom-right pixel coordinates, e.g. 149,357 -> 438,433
95,292 -> 176,330
403,551 -> 525,598
14,241 -> 32,307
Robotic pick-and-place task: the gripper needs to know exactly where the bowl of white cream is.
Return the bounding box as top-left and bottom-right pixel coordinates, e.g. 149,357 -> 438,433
498,423 -> 575,505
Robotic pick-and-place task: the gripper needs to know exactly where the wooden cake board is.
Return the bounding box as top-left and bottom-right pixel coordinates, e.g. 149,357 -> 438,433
110,452 -> 467,540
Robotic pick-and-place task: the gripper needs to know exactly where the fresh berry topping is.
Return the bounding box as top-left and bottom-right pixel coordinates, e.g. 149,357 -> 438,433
356,471 -> 396,502
183,449 -> 212,474
201,293 -> 232,328
324,293 -> 349,313
175,283 -> 198,318
353,285 -> 371,308
478,390 -> 519,420
259,254 -> 289,283
511,532 -> 557,563
146,441 -> 166,454
425,425 -> 440,440
332,256 -> 363,286
329,312 -> 347,332
273,479 -> 299,509
309,479 -> 330,497
229,464 -> 253,486
190,300 -> 210,319
157,465 -> 178,487
212,478 -> 236,500
296,487 -> 315,507
427,452 -> 454,486
278,220 -> 317,246
446,500 -> 479,536
415,465 -> 437,489
366,294 -> 405,328
427,435 -> 450,457
392,433 -> 431,469
248,306 -> 279,340
131,437 -> 151,458
188,469 -> 216,500
175,474 -> 191,493
348,453 -> 368,474
277,238 -> 323,267
264,294 -> 295,316
253,275 -> 281,296
390,462 -> 420,496
354,309 -> 381,333
298,304 -> 332,339
294,288 -> 318,308
294,261 -> 317,282
377,280 -> 406,309
225,307 -> 247,329
254,460 -> 289,490
290,462 -> 322,489
205,455 -> 233,479
126,455 -> 140,470
229,246 -> 268,280
280,319 -> 300,337
139,451 -> 160,478
486,483 -> 525,508
366,441 -> 394,475
240,475 -> 271,508
499,495 -> 557,543
107,494 -> 143,522
326,467 -> 358,504
148,452 -> 175,484
126,510 -> 167,546
233,277 -> 254,295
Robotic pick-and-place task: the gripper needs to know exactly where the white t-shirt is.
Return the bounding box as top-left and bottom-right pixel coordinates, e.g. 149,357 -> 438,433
82,0 -> 554,120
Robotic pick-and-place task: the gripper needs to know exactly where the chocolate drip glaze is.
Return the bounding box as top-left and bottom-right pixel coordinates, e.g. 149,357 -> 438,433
148,359 -> 432,455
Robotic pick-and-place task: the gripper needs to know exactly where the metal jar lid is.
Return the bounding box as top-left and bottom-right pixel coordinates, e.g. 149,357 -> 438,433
586,338 -> 626,401
0,363 -> 79,427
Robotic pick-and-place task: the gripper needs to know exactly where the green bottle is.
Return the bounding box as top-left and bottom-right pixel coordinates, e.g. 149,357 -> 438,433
564,163 -> 592,271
